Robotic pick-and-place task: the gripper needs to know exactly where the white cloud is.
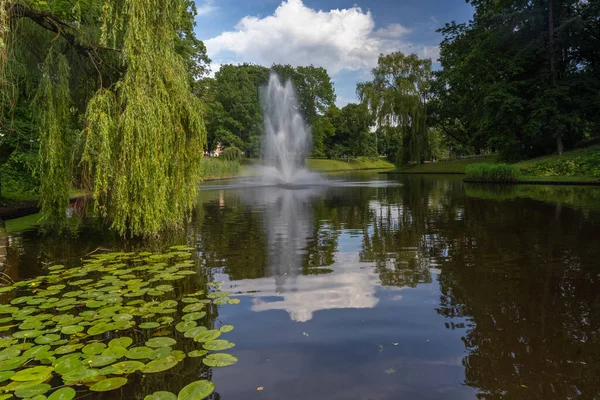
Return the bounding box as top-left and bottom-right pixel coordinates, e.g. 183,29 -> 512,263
205,0 -> 437,76
196,0 -> 216,17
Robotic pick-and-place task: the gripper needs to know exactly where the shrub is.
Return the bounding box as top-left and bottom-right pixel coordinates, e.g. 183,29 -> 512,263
220,146 -> 244,162
465,163 -> 521,181
199,158 -> 241,180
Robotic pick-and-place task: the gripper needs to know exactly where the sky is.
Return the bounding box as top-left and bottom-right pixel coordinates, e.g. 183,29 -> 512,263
193,0 -> 474,107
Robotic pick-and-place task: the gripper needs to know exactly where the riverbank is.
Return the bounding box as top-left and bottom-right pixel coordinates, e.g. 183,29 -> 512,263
386,146 -> 600,184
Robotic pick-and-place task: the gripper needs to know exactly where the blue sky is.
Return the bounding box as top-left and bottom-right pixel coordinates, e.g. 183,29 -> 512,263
193,0 -> 473,106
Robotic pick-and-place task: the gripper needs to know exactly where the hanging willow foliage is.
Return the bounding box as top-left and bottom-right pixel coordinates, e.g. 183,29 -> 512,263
36,49 -> 73,227
358,52 -> 432,166
82,0 -> 206,237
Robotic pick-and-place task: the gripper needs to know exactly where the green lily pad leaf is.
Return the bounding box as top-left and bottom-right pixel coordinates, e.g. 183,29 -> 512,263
193,330 -> 221,343
14,383 -> 51,398
228,299 -> 240,305
157,317 -> 174,325
86,300 -> 107,309
176,321 -> 197,333
160,300 -> 178,309
90,377 -> 128,392
126,347 -> 153,360
145,337 -> 176,348
184,326 -> 207,339
219,325 -> 234,333
109,337 -> 133,349
177,380 -> 215,400
203,340 -> 235,351
182,312 -> 206,322
202,353 -> 238,367
54,344 -> 84,355
54,356 -> 85,375
141,356 -> 178,373
35,334 -> 61,345
48,386 -> 77,400
140,322 -> 160,329
87,323 -> 110,336
83,343 -> 107,355
111,360 -> 144,374
113,314 -> 133,322
13,330 -> 43,339
61,325 -> 84,335
171,350 -> 186,362
187,350 -> 207,358
181,298 -> 199,304
62,368 -> 101,384
149,347 -> 172,360
0,370 -> 15,383
145,391 -> 177,400
182,303 -> 205,313
84,353 -> 117,367
103,345 -> 128,358
23,345 -> 52,359
0,347 -> 21,361
11,366 -> 54,382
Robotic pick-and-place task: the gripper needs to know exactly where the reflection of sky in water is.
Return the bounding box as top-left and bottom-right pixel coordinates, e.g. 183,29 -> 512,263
213,185 -> 414,322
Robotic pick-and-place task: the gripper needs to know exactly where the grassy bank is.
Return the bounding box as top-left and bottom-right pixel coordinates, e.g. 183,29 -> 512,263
306,157 -> 394,172
199,158 -> 242,180
394,146 -> 600,182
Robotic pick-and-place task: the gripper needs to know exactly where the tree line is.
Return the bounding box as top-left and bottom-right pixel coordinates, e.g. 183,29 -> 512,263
1,0 -> 598,236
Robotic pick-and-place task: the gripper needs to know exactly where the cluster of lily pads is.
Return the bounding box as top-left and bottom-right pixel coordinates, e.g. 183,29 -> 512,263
0,246 -> 239,399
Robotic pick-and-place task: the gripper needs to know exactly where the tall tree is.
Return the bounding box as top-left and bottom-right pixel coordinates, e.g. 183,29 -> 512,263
1,0 -> 210,236
357,52 -> 433,166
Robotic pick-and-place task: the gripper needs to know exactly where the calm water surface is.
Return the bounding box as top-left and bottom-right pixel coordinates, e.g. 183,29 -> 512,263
4,172 -> 600,399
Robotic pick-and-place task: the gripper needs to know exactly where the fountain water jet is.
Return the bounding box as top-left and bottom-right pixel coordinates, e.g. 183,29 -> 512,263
261,73 -> 320,185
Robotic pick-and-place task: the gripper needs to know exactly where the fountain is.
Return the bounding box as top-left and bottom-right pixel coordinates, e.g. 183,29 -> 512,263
261,73 -> 319,185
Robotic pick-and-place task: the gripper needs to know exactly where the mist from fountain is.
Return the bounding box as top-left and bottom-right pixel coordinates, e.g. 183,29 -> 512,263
261,73 -> 320,185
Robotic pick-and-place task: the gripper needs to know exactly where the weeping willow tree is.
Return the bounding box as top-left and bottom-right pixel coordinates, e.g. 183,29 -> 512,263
1,0 -> 208,236
357,52 -> 433,166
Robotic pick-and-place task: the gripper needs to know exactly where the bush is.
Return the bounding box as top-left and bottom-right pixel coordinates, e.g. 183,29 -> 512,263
465,163 -> 521,181
220,146 -> 244,162
199,158 -> 241,180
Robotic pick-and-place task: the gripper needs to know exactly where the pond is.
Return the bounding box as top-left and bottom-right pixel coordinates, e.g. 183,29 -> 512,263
1,172 -> 600,399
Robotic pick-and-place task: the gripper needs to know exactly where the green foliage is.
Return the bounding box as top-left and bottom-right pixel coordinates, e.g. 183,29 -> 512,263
36,50 -> 74,227
435,0 -> 600,159
466,163 -> 521,182
199,158 -> 241,180
220,147 -> 244,162
358,52 -> 433,166
518,146 -> 600,177
82,0 -> 207,237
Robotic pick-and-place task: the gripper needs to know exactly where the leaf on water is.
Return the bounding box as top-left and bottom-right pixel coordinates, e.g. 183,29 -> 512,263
219,325 -> 234,333
141,356 -> 179,373
193,330 -> 221,343
176,321 -> 197,333
145,391 -> 177,400
109,337 -> 133,349
202,353 -> 238,368
83,343 -> 107,355
146,337 -> 177,348
47,387 -> 77,400
187,350 -> 207,358
177,380 -> 215,400
89,377 -> 128,392
14,383 -> 51,398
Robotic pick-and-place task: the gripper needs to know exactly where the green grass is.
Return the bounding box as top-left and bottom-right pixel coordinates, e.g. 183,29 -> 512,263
306,157 -> 394,172
398,155 -> 499,173
466,163 -> 521,181
516,145 -> 600,177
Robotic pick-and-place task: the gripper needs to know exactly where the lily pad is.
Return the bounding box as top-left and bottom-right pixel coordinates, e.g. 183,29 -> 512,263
111,360 -> 144,374
177,380 -> 215,400
193,330 -> 221,343
88,354 -> 118,367
11,366 -> 54,382
83,342 -> 107,355
176,321 -> 197,333
182,303 -> 205,313
182,312 -> 206,322
184,326 -> 207,339
61,325 -> 84,335
14,383 -> 51,398
126,347 -> 153,360
145,391 -> 177,400
109,337 -> 133,348
48,387 -> 77,400
141,356 -> 178,373
219,325 -> 234,333
89,377 -> 128,392
203,340 -> 235,351
187,350 -> 207,358
140,322 -> 160,329
202,353 -> 238,367
146,337 -> 177,348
